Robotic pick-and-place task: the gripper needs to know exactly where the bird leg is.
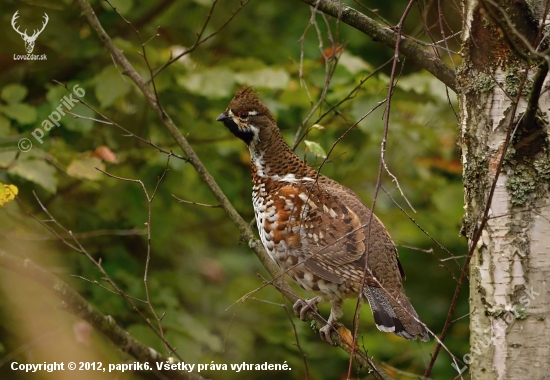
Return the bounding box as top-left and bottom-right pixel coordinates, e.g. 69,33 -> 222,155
319,299 -> 343,346
293,296 -> 322,321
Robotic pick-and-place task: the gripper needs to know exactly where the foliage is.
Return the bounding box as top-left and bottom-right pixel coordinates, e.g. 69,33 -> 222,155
0,1 -> 467,379
0,183 -> 18,207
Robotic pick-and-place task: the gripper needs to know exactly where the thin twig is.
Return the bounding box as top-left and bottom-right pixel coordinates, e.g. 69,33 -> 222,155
172,195 -> 221,208
52,80 -> 188,162
349,2 -> 417,377
96,158 -> 173,357
0,250 -> 203,380
292,5 -> 341,150
1,228 -> 146,241
151,0 -> 251,80
297,0 -> 457,91
26,189 -> 184,363
75,0 -> 395,374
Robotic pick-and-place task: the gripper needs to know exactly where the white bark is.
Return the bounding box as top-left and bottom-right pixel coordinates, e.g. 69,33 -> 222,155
460,1 -> 550,378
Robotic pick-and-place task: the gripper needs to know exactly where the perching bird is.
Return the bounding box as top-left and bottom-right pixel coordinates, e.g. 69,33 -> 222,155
217,86 -> 429,344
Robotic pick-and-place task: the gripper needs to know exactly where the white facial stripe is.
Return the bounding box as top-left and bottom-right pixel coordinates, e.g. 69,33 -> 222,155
228,109 -> 259,117
227,108 -> 260,139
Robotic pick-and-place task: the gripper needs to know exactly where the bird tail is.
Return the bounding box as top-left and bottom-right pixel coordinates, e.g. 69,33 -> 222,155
364,286 -> 429,342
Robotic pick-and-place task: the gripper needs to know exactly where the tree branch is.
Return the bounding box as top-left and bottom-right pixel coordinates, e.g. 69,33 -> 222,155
75,1 -> 393,377
0,250 -> 204,380
520,59 -> 549,131
298,0 -> 457,92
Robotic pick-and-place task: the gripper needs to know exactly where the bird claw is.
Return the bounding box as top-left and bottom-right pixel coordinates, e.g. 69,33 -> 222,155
319,323 -> 336,345
319,322 -> 346,346
293,297 -> 320,321
294,297 -> 340,345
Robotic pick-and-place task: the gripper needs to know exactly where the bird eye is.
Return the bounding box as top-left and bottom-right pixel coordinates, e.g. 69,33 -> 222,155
238,110 -> 249,120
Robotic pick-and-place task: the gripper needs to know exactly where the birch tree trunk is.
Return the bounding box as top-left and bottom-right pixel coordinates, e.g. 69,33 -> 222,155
459,0 -> 550,378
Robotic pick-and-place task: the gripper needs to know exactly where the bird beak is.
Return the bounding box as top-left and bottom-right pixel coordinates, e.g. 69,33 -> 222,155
216,113 -> 229,122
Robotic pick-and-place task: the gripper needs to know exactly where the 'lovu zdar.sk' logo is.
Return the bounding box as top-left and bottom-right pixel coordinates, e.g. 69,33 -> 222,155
11,10 -> 49,54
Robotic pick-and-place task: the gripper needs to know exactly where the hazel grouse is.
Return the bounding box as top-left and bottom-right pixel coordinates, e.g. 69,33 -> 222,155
217,86 -> 429,344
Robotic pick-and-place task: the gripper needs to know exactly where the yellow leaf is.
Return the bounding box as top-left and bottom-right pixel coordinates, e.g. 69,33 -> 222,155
0,183 -> 19,207
336,324 -> 359,351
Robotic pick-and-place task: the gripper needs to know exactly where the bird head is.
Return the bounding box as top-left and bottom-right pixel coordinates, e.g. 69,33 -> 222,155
216,86 -> 274,146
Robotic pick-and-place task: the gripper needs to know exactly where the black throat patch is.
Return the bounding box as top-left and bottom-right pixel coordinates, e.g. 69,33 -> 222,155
219,117 -> 255,145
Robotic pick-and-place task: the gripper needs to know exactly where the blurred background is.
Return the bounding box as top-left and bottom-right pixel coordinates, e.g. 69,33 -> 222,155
0,0 -> 468,378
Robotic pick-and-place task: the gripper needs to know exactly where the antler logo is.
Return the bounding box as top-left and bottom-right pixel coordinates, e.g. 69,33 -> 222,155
11,11 -> 49,54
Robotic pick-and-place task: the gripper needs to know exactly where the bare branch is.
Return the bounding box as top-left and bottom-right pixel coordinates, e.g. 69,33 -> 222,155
349,2 -> 419,376
75,1 -> 394,376
0,250 -> 205,380
172,195 -> 221,208
297,0 -> 457,91
22,192 -> 184,363
96,160 -> 173,357
52,80 -> 187,162
151,0 -> 251,80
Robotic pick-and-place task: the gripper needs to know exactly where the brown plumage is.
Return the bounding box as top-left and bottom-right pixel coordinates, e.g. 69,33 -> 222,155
217,86 -> 429,344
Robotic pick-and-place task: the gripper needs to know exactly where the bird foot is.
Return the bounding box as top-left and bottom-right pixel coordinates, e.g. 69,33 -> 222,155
319,323 -> 335,345
319,322 -> 345,346
293,297 -> 321,321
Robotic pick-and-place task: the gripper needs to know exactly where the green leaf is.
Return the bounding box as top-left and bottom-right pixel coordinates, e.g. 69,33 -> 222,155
0,115 -> 11,134
44,84 -> 93,131
65,103 -> 95,133
397,72 -> 457,103
339,51 -> 372,74
9,160 -> 57,193
126,324 -> 164,352
178,68 -> 236,99
192,0 -> 213,6
94,66 -> 131,108
101,0 -> 134,14
304,140 -> 327,158
1,84 -> 27,104
45,84 -> 67,106
0,103 -> 37,125
164,313 -> 223,353
0,152 -> 17,167
226,57 -> 267,71
234,68 -> 290,89
67,157 -> 105,180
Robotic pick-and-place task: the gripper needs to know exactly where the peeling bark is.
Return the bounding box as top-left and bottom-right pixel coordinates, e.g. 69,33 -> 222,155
460,0 -> 550,378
